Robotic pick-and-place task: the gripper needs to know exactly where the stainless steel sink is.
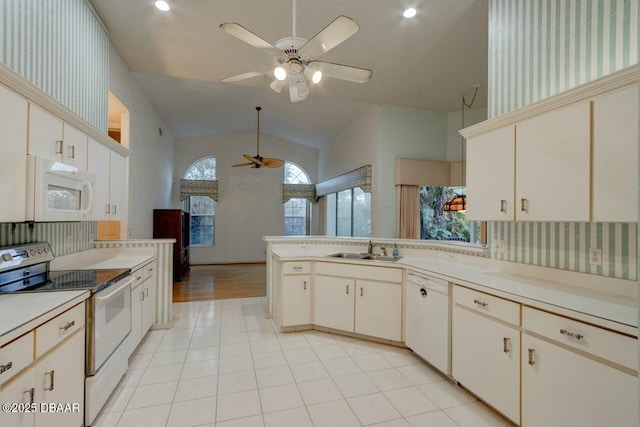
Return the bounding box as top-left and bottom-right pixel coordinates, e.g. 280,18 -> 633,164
325,253 -> 402,262
326,252 -> 369,259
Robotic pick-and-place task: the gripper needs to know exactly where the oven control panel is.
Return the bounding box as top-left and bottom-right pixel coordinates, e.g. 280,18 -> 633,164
0,242 -> 53,272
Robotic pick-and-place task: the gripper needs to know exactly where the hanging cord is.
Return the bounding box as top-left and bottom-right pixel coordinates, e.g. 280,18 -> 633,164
460,85 -> 480,186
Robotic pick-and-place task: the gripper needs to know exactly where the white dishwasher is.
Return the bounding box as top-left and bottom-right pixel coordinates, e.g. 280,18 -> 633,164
405,271 -> 450,375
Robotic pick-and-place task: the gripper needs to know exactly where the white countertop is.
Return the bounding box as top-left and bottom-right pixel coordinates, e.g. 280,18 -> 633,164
51,248 -> 155,271
273,250 -> 638,333
0,290 -> 90,345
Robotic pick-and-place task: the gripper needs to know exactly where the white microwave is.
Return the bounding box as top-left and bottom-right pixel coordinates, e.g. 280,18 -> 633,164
26,155 -> 95,221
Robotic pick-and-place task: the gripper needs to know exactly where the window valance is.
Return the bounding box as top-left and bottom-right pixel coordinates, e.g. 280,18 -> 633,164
180,179 -> 218,201
315,165 -> 372,197
283,184 -> 317,204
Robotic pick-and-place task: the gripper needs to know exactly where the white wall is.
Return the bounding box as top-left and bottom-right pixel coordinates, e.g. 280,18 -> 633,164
174,132 -> 318,264
446,107 -> 487,161
108,43 -> 175,239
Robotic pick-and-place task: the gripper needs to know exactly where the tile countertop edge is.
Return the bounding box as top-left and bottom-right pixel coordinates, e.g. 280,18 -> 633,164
272,252 -> 638,335
0,290 -> 90,346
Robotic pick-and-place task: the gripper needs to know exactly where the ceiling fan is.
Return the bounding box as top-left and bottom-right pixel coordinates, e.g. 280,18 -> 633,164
219,0 -> 373,103
232,106 -> 284,169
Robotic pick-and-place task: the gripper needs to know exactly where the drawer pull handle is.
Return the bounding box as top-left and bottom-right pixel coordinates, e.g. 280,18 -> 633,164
500,199 -> 507,213
294,266 -> 302,271
521,198 -> 528,213
148,268 -> 154,272
360,287 -> 363,297
528,348 -> 535,365
473,299 -> 488,308
145,287 -> 149,297
25,387 -> 35,404
420,287 -> 427,297
137,275 -> 142,281
0,361 -> 12,374
105,204 -> 111,214
45,370 -> 55,391
560,329 -> 584,340
346,285 -> 349,295
303,281 -> 307,290
140,291 -> 145,301
68,145 -> 76,159
59,320 -> 75,331
112,204 -> 117,215
503,337 -> 510,353
55,140 -> 63,155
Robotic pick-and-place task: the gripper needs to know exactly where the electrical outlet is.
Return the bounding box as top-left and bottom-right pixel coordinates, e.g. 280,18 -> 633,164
494,239 -> 506,254
448,253 -> 457,261
590,248 -> 602,266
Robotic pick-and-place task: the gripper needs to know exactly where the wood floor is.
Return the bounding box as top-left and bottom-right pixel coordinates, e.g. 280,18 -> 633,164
172,263 -> 266,302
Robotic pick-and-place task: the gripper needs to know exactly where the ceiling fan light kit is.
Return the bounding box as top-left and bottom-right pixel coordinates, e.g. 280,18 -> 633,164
219,0 -> 372,102
232,106 -> 284,169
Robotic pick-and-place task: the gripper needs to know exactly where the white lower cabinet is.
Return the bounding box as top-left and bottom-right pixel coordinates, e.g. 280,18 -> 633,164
521,307 -> 638,427
355,280 -> 402,341
452,286 -> 520,424
313,275 -> 355,332
0,306 -> 85,427
282,275 -> 311,326
128,260 -> 156,355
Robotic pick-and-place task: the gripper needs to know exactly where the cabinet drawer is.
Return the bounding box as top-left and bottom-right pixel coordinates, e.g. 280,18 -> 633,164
35,303 -> 85,358
132,261 -> 155,287
0,331 -> 33,385
315,262 -> 402,283
406,272 -> 448,294
282,262 -> 311,275
523,306 -> 637,371
453,286 -> 520,326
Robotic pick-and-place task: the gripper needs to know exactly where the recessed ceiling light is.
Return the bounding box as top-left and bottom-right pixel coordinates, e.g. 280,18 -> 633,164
155,1 -> 170,12
403,7 -> 417,18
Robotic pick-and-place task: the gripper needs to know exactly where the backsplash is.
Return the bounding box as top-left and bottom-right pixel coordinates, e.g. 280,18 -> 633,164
488,0 -> 638,118
0,221 -> 96,256
0,0 -> 109,131
490,222 -> 636,280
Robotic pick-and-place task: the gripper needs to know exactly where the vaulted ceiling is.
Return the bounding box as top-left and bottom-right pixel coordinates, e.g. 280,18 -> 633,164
90,0 -> 488,147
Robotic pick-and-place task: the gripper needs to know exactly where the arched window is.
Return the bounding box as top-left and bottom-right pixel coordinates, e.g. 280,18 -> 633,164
284,161 -> 311,235
184,157 -> 216,245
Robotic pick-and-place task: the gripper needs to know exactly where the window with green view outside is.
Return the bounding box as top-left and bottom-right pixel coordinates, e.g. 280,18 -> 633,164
184,157 -> 216,246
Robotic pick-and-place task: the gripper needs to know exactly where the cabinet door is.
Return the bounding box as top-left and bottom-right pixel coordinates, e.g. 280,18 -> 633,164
142,271 -> 156,334
452,306 -> 520,423
0,368 -> 36,427
313,275 -> 354,332
522,333 -> 638,427
28,104 -> 63,161
466,125 -> 515,220
62,124 -> 87,170
34,330 -> 84,427
128,283 -> 143,356
592,84 -> 639,222
516,101 -> 590,221
109,151 -> 127,220
0,84 -> 28,222
87,138 -> 111,220
281,275 -> 311,326
355,280 -> 401,341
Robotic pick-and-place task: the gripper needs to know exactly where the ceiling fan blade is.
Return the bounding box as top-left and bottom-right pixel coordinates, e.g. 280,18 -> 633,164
307,60 -> 372,83
219,22 -> 284,57
299,15 -> 359,58
221,67 -> 272,83
270,78 -> 286,93
232,162 -> 254,167
243,154 -> 256,162
262,158 -> 284,168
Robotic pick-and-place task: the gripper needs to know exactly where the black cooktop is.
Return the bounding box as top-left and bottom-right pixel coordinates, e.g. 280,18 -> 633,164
0,268 -> 131,294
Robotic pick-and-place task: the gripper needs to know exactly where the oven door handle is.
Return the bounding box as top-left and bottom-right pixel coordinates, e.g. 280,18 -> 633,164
95,277 -> 134,302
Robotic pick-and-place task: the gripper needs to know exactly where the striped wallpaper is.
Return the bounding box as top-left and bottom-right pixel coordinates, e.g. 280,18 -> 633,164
0,221 -> 96,256
488,0 -> 639,118
0,0 -> 109,131
94,240 -> 174,328
490,222 -> 637,280
486,1 -> 638,280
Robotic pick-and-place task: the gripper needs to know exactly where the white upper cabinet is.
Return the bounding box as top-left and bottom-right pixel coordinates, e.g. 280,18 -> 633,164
61,123 -> 88,170
592,84 -> 639,222
0,84 -> 28,222
87,138 -> 111,221
466,125 -> 515,220
516,101 -> 591,222
28,104 -> 63,161
109,151 -> 127,221
28,104 -> 88,170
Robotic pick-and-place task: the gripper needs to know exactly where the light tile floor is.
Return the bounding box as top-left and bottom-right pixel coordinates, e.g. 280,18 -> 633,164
92,297 -> 513,427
